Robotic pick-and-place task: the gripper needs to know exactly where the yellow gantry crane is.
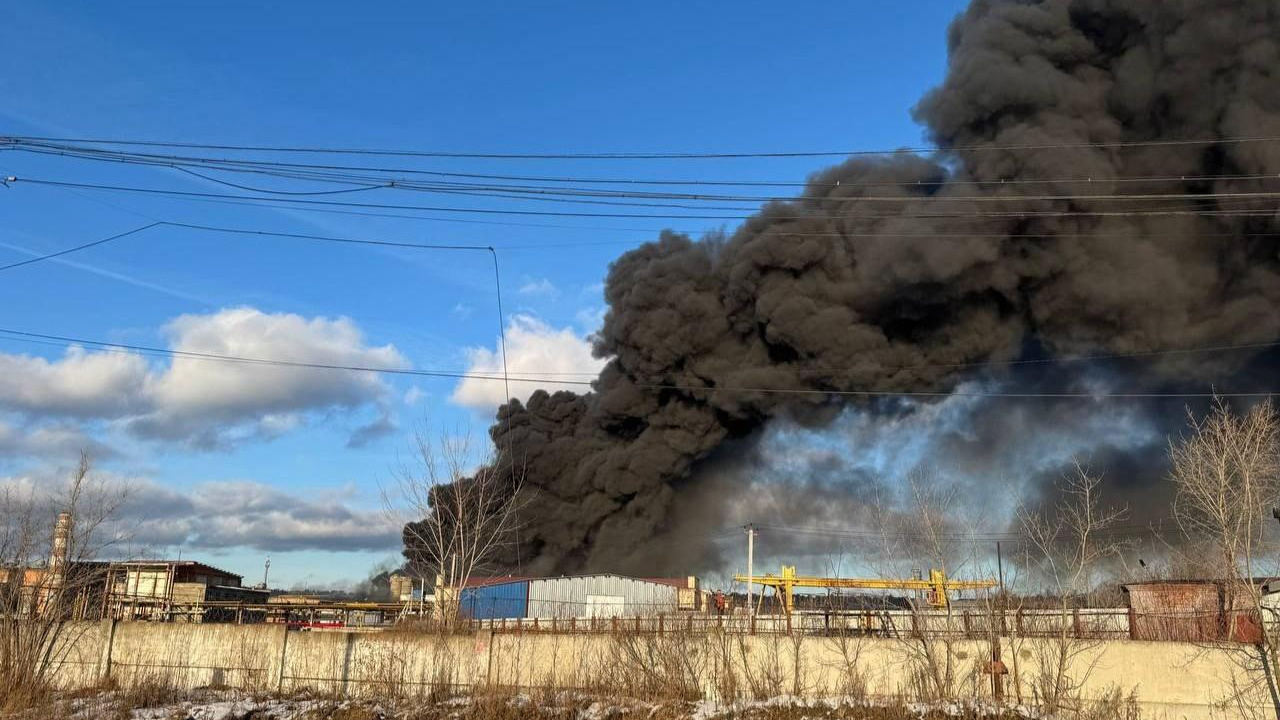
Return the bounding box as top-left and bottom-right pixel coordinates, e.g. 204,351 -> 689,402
734,565 -> 997,615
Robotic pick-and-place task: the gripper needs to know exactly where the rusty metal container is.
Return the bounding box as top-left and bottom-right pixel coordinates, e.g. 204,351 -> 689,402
1124,581 -> 1228,641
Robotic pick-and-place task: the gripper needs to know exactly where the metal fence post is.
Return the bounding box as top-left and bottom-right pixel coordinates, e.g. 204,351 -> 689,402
97,617 -> 117,683
275,624 -> 290,693
340,632 -> 355,696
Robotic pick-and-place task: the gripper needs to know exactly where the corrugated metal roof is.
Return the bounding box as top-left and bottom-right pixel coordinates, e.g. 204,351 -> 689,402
460,575 -> 535,588
461,573 -> 695,587
113,560 -> 242,581
640,577 -> 692,587
1123,577 -> 1279,588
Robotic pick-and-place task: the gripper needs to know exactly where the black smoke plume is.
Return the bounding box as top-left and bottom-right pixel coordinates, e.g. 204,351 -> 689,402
417,0 -> 1280,575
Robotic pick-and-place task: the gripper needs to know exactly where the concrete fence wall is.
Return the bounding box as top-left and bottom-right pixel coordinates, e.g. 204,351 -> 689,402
39,620 -> 1277,719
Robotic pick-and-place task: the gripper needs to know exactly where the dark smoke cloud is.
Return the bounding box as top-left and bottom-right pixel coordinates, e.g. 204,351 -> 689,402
440,0 -> 1280,575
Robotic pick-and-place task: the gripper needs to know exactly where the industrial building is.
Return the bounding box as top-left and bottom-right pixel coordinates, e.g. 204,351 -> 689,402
0,512 -> 109,619
456,574 -> 703,620
105,560 -> 270,620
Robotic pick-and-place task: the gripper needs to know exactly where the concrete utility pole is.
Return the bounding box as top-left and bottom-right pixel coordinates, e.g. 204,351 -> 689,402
745,524 -> 757,619
996,541 -> 1004,595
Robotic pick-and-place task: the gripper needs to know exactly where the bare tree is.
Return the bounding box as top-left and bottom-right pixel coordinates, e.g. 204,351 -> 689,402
382,427 -> 525,628
0,452 -> 131,710
1016,461 -> 1135,714
1170,398 -> 1280,620
1168,398 -> 1280,718
869,472 -> 984,702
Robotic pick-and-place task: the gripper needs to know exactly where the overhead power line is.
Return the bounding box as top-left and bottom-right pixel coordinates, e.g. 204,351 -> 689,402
0,220 -> 502,272
0,327 -> 1274,399
8,133 -> 1280,159
18,218 -> 1280,272
0,223 -> 162,272
14,138 -> 1280,192
753,521 -> 1174,542
3,217 -> 1279,378
171,166 -> 387,196
136,168 -> 1280,206
11,177 -> 1280,222
94,196 -> 1280,240
0,217 -> 517,434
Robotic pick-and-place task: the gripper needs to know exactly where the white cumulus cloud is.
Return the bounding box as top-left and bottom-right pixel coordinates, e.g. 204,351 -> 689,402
0,470 -> 399,554
0,346 -> 150,418
518,278 -> 559,298
450,315 -> 606,411
0,307 -> 407,450
0,420 -> 118,460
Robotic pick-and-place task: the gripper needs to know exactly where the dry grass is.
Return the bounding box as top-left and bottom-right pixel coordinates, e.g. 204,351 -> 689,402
0,685 -> 55,716
0,624 -> 1150,720
111,677 -> 189,715
0,686 -> 1150,720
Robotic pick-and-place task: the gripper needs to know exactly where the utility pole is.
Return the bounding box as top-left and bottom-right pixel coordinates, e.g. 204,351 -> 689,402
745,524 -> 757,621
263,556 -> 271,589
996,541 -> 1005,595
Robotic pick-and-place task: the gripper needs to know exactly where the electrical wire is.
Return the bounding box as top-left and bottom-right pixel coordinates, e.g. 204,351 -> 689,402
171,166 -> 386,196
5,218 -> 1280,380
0,222 -> 162,272
0,327 -> 1274,399
9,132 -> 1280,159
753,521 -> 1174,541
34,183 -> 1280,239
74,192 -> 1280,238
17,139 -> 1280,200
16,162 -> 1280,240
13,177 -> 1280,221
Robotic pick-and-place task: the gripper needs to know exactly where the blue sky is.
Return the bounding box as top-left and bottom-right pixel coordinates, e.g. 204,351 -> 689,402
0,1 -> 972,587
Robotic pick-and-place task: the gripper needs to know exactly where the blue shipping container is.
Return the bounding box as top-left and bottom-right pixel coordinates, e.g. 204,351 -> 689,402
460,580 -> 528,620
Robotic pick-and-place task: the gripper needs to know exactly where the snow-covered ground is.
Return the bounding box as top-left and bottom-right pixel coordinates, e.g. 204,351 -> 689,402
53,690 -> 1044,720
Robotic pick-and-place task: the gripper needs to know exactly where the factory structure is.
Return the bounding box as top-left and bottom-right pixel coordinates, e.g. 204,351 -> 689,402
21,512 -> 1228,637
441,574 -> 706,620
0,512 -> 269,622
3,510 -> 992,628
103,560 -> 270,620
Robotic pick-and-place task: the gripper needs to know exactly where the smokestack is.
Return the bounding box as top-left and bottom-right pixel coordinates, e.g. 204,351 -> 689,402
406,0 -> 1280,576
48,511 -> 72,589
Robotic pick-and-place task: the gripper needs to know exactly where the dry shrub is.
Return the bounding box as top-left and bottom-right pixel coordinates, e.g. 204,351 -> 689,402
1073,686 -> 1142,720
112,675 -> 187,713
0,684 -> 56,716
1,455 -> 129,713
609,627 -> 706,700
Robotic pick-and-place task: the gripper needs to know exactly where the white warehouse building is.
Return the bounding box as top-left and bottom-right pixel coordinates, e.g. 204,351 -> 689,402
458,573 -> 704,620
528,574 -> 692,618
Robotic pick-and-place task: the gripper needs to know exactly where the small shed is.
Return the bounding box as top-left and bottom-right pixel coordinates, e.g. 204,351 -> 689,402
1123,580 -> 1262,642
